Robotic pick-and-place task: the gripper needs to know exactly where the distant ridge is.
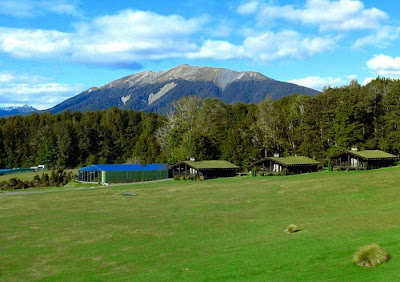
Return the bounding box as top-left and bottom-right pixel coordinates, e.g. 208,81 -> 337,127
0,105 -> 38,117
47,64 -> 320,114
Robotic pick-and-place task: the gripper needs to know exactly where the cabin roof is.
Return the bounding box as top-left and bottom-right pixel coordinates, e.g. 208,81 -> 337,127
253,156 -> 321,166
270,156 -> 321,165
331,150 -> 398,160
171,160 -> 239,170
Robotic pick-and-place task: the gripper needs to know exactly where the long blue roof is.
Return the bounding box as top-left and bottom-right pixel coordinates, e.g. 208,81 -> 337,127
79,164 -> 169,172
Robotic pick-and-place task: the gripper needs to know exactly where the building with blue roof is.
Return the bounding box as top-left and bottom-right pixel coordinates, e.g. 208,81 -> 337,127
0,168 -> 34,176
78,164 -> 170,184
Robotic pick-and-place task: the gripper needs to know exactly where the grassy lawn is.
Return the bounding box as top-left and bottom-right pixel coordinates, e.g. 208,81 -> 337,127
1,168 -> 400,280
0,169 -> 78,182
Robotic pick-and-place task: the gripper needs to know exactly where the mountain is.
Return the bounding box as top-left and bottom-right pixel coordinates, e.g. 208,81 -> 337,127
0,105 -> 38,117
47,64 -> 320,114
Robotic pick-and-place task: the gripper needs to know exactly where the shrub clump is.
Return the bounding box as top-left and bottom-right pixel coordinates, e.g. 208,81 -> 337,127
327,161 -> 333,171
353,244 -> 390,267
284,224 -> 299,234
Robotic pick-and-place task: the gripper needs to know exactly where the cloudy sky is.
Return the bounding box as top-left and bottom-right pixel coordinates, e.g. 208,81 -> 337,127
0,0 -> 399,110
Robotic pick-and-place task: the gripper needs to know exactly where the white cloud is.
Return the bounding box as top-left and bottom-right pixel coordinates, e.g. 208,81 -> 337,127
0,0 -> 81,17
0,9 -> 337,67
188,40 -> 244,60
244,30 -> 337,60
0,10 -> 205,67
302,0 -> 387,31
353,26 -> 400,49
0,27 -> 72,59
72,10 -> 204,66
190,30 -> 336,62
290,75 -> 385,89
366,54 -> 400,77
237,1 -> 260,15
288,76 -> 345,90
245,0 -> 387,31
238,0 -> 396,53
0,72 -> 47,83
363,77 -> 375,85
0,0 -> 33,17
256,4 -> 300,23
0,72 -> 83,110
43,1 -> 81,16
0,73 -> 16,83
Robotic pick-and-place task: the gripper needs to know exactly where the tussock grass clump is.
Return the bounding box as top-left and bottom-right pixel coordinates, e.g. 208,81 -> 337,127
353,244 -> 390,267
284,224 -> 299,234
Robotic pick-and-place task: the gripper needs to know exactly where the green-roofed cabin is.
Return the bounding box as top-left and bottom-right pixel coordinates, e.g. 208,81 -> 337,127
170,160 -> 239,179
330,149 -> 398,170
253,156 -> 321,175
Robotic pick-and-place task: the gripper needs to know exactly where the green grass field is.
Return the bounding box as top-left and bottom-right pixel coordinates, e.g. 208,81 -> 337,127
0,169 -> 78,182
1,168 -> 400,280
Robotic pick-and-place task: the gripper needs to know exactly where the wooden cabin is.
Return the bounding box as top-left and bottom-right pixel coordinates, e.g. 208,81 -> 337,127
170,160 -> 239,179
330,149 -> 398,170
253,156 -> 321,175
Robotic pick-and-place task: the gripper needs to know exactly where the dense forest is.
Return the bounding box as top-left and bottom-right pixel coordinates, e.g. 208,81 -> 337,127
0,77 -> 399,170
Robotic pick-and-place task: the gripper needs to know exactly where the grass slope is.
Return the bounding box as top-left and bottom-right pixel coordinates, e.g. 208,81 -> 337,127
1,168 -> 400,280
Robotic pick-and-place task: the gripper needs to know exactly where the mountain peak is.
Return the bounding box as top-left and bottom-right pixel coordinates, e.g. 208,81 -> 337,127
103,64 -> 269,91
47,64 -> 320,115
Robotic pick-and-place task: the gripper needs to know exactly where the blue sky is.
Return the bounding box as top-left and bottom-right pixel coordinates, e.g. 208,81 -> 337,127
0,0 -> 399,110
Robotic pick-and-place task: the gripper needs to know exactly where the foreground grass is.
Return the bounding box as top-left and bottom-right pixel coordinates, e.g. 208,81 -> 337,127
1,168 -> 400,280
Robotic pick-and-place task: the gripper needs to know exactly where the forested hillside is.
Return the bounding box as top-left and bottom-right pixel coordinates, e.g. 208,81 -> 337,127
0,77 -> 399,169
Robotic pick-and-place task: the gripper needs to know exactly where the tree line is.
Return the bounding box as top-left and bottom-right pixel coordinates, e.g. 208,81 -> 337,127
0,77 -> 399,170
0,109 -> 165,169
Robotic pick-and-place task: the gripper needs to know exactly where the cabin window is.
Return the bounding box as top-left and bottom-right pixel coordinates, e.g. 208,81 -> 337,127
350,158 -> 358,168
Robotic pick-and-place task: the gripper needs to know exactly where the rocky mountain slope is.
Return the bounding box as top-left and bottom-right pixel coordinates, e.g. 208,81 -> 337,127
47,64 -> 320,114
